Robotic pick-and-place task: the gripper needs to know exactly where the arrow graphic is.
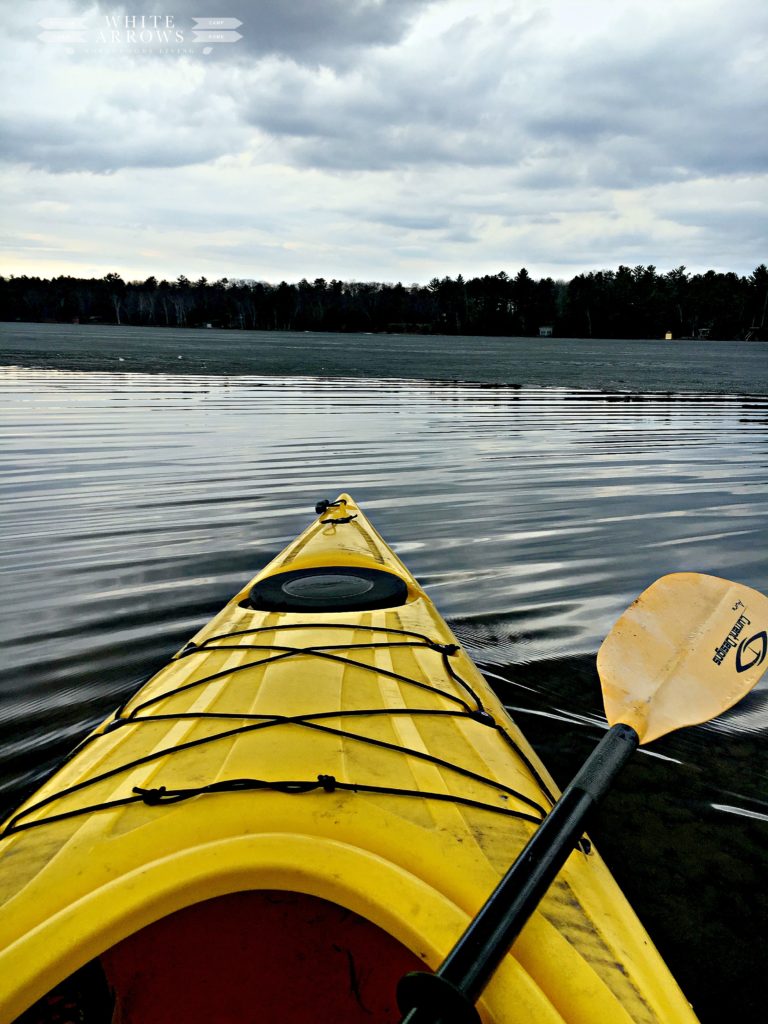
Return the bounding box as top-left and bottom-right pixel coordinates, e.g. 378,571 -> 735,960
192,30 -> 242,44
192,18 -> 243,30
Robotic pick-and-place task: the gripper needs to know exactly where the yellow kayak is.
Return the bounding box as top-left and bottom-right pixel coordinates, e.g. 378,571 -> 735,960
0,495 -> 697,1023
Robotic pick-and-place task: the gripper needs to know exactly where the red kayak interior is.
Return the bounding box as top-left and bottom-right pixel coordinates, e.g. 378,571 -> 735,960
18,890 -> 426,1023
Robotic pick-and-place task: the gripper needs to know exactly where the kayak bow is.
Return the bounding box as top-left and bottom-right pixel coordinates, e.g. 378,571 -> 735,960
0,496 -> 715,1023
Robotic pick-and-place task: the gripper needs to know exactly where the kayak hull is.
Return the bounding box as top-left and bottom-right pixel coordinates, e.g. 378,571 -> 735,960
0,496 -> 698,1023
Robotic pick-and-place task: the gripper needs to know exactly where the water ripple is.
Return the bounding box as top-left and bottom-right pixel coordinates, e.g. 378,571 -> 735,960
2,366 -> 768,1023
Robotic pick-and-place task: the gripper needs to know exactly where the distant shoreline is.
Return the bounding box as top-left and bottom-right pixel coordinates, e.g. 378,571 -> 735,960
2,321 -> 767,395
2,264 -> 766,342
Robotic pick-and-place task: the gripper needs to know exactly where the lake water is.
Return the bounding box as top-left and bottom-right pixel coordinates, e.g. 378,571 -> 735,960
1,343 -> 767,1022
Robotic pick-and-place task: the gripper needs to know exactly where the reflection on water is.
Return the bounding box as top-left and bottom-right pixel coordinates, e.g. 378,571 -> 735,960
1,367 -> 767,1022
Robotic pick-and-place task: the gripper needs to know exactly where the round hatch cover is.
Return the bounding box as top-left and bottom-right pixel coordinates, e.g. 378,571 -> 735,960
248,566 -> 408,612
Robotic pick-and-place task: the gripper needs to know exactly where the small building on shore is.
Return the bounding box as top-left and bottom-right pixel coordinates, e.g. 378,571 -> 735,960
538,326 -> 553,337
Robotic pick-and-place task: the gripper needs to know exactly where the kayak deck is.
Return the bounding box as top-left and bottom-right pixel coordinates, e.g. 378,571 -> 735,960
0,496 -> 697,1023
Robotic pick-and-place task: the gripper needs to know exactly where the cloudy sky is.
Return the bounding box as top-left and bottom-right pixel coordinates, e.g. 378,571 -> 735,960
2,0 -> 766,284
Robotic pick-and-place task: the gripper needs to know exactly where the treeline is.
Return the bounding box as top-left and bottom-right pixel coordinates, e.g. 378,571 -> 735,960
1,265 -> 766,339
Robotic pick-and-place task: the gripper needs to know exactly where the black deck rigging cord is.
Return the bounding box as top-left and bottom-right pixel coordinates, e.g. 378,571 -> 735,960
1,622 -> 563,842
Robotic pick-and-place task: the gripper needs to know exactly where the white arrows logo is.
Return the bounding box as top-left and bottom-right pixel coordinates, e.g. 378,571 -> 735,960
36,14 -> 244,53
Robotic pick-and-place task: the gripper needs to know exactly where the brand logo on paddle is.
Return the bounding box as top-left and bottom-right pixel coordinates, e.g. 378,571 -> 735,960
735,631 -> 768,673
712,611 -> 751,666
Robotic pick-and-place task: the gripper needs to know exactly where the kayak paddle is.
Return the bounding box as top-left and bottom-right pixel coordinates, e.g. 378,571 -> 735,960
397,572 -> 768,1024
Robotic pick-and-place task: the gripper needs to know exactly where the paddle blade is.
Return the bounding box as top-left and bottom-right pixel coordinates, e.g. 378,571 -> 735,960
597,573 -> 768,744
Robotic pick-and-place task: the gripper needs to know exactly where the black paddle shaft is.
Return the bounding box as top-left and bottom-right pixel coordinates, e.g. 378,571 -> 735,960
397,723 -> 640,1024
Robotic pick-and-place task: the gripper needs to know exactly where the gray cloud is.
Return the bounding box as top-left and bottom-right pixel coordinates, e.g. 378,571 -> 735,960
362,210 -> 454,231
0,118 -> 234,174
662,202 -> 768,246
10,0 -> 765,188
530,34 -> 768,183
227,0 -> 436,64
1,0 -> 766,281
234,2 -> 768,191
